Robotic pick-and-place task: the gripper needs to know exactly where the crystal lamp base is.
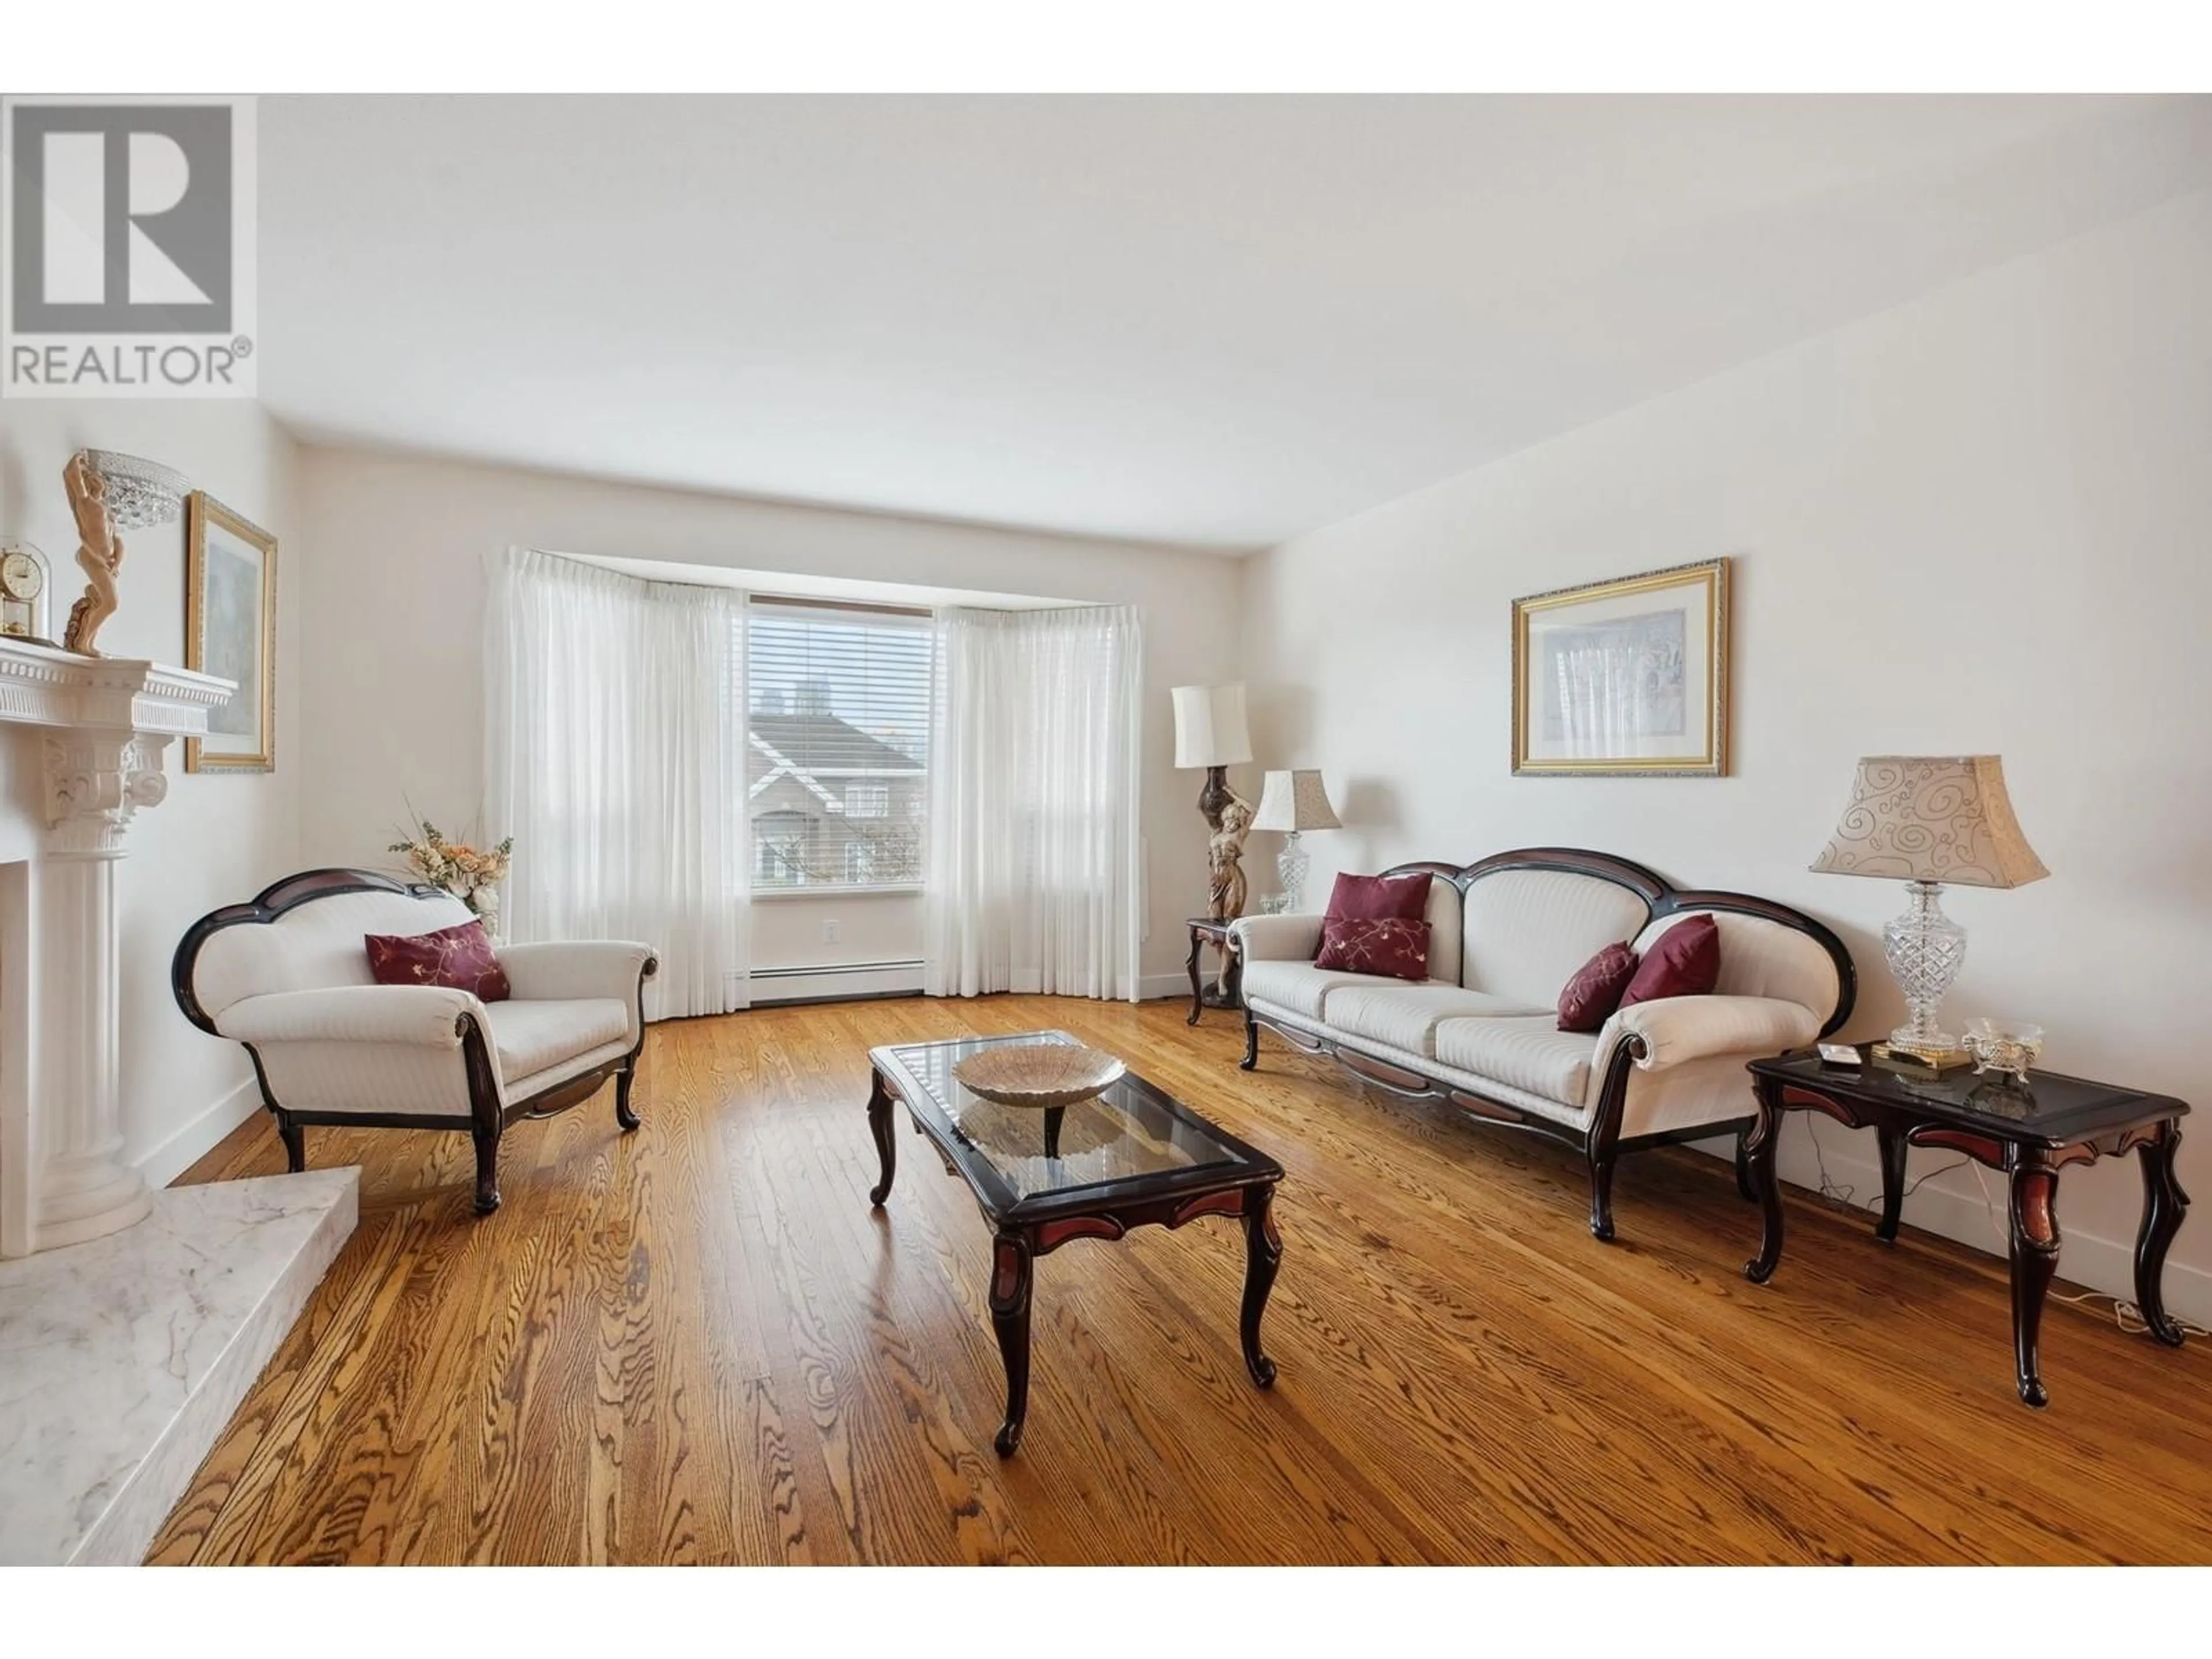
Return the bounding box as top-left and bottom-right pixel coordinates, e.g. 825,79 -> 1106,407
1882,878 -> 1968,1055
1275,831 -> 1312,915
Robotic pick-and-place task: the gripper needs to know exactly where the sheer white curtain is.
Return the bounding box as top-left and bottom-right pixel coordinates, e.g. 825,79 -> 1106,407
485,547 -> 748,1018
924,604 -> 1143,1001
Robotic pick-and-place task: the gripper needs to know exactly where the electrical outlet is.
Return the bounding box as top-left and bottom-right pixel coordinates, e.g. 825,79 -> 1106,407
821,918 -> 839,944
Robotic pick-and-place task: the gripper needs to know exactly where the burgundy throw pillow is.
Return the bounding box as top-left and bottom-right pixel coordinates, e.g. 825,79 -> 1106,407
1617,913 -> 1721,1010
365,919 -> 512,1003
1325,870 -> 1434,922
1558,941 -> 1639,1033
1314,916 -> 1431,982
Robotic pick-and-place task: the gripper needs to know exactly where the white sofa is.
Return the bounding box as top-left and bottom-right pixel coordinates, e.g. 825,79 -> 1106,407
173,869 -> 658,1214
1233,848 -> 1854,1241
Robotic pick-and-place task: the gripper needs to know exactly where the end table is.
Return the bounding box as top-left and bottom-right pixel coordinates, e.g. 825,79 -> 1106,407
1185,917 -> 1241,1025
1743,1050 -> 2190,1408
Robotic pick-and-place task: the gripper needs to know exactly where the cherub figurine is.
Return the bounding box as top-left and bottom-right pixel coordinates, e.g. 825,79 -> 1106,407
61,452 -> 123,656
1206,795 -> 1255,922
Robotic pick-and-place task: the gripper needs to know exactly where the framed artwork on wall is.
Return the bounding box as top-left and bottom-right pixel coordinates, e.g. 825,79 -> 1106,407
184,491 -> 277,773
1510,556 -> 1729,777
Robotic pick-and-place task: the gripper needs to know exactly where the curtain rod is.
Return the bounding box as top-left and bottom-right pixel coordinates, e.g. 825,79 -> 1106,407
748,593 -> 934,619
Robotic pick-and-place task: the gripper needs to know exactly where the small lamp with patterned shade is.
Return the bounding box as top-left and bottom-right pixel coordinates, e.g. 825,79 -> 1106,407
1809,755 -> 2048,1066
1252,769 -> 1340,912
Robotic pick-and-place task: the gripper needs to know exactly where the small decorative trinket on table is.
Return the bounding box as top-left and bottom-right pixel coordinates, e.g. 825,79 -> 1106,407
1963,1017 -> 2044,1083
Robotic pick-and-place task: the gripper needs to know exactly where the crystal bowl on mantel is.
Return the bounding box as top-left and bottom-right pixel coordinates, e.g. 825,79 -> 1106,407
955,1044 -> 1127,1109
80,449 -> 190,529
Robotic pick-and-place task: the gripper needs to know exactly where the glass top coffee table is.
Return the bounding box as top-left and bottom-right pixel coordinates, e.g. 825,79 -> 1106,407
865,1031 -> 1285,1455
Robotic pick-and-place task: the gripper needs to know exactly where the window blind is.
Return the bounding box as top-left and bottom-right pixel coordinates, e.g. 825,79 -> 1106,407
743,601 -> 933,890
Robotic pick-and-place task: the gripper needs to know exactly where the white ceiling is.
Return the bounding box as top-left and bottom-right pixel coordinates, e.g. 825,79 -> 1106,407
261,95 -> 2212,551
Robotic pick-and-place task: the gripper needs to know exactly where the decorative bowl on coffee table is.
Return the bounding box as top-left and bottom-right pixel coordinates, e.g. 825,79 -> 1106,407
955,1043 -> 1127,1108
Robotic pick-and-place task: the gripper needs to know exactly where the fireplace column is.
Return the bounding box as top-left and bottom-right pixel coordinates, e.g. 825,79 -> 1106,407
0,642 -> 232,1259
28,730 -> 174,1251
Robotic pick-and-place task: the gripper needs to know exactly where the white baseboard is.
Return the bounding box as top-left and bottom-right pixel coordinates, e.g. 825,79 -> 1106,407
135,1077 -> 263,1191
1138,971 -> 1197,1002
1694,1122 -> 2212,1331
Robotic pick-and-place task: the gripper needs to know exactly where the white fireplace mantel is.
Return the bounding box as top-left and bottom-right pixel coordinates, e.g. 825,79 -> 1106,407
0,639 -> 233,736
0,638 -> 234,1259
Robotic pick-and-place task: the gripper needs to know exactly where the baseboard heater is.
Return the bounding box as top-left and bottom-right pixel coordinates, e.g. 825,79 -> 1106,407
745,959 -> 925,1007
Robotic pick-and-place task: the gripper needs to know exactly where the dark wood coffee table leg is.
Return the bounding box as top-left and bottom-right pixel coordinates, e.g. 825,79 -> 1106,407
866,1069 -> 897,1206
1875,1125 -> 1908,1243
1743,1081 -> 1785,1284
2134,1120 -> 2190,1347
1239,1187 -> 1282,1388
2008,1156 -> 2063,1407
1185,929 -> 1205,1024
988,1232 -> 1035,1455
1043,1104 -> 1065,1161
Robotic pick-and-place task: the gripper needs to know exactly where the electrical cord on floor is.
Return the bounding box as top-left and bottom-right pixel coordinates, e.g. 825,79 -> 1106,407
1804,1120 -> 1856,1210
1806,1122 -> 2210,1338
1802,1119 -> 1966,1216
2047,1289 -> 2212,1339
1961,1164 -> 2212,1339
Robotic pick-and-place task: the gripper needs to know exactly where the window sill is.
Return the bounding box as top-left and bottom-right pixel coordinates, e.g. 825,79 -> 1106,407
750,885 -> 925,902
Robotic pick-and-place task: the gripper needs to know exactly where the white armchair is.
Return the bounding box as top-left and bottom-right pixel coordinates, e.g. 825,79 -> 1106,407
174,869 -> 659,1214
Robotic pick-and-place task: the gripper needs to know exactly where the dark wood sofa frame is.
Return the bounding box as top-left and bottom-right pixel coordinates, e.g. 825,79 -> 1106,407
1239,847 -> 1856,1241
172,868 -> 658,1214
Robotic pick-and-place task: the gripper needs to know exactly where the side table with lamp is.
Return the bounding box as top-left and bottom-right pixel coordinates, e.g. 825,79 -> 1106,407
1741,1051 -> 2188,1409
1743,754 -> 2194,1408
1193,768 -> 1342,1023
1173,685 -> 1255,1018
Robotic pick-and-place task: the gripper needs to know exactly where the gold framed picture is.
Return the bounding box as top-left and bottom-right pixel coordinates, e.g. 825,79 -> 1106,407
185,491 -> 276,773
1511,557 -> 1729,777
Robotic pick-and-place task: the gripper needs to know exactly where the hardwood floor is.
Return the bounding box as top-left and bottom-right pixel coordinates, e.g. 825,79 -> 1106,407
152,995 -> 2212,1564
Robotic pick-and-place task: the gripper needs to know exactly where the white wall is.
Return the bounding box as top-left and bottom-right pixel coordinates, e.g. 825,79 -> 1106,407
0,400 -> 302,1183
293,447 -> 1246,993
1238,191 -> 2212,1324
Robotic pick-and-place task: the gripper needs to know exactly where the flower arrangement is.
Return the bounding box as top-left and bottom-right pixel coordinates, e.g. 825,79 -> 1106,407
388,814 -> 513,931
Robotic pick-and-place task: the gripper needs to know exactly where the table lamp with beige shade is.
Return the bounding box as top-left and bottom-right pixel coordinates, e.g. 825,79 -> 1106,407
1251,768 -> 1340,914
1809,755 -> 2048,1070
1172,683 -> 1251,825
1173,683 -> 1255,919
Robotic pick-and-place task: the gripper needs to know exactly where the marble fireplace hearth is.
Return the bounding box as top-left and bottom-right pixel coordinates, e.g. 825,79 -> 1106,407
0,641 -> 358,1562
0,1169 -> 358,1563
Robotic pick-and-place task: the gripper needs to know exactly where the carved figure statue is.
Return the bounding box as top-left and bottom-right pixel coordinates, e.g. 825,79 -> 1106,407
62,452 -> 123,656
1207,795 -> 1255,922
